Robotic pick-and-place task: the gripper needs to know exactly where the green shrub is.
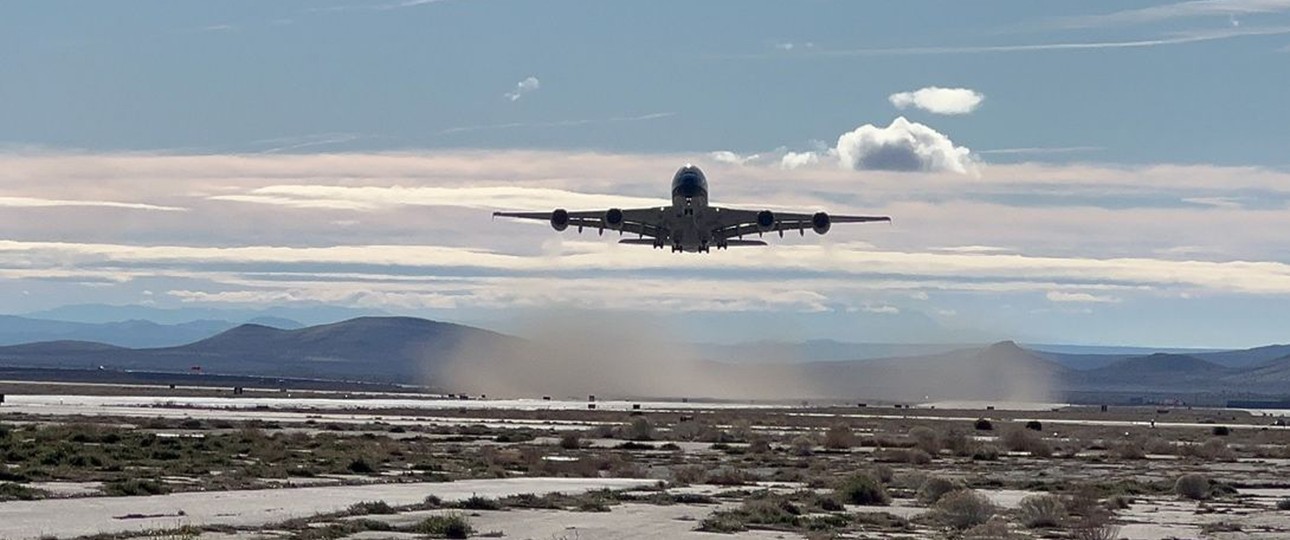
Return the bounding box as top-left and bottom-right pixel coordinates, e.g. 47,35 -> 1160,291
1025,420 -> 1043,431
974,418 -> 993,431
414,513 -> 472,538
347,458 -> 377,474
460,494 -> 502,510
1212,425 -> 1231,436
0,482 -> 42,501
1276,498 -> 1290,511
1175,474 -> 1210,500
347,500 -> 396,515
836,473 -> 890,506
104,478 -> 168,496
559,432 -> 581,449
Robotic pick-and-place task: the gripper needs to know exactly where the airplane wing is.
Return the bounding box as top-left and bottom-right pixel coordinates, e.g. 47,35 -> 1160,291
710,208 -> 891,241
493,208 -> 670,239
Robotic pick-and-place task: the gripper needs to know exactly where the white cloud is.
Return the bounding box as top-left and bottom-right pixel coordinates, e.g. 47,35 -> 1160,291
0,196 -> 185,212
1046,291 -> 1122,304
888,87 -> 985,115
758,26 -> 1290,57
211,185 -> 663,212
504,76 -> 541,101
780,151 -> 820,170
834,117 -> 977,174
1054,1 -> 1290,28
710,151 -> 759,166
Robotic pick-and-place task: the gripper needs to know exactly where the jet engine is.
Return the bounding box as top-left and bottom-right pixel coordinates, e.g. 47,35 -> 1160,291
604,208 -> 624,229
812,212 -> 831,235
550,208 -> 570,231
756,210 -> 775,232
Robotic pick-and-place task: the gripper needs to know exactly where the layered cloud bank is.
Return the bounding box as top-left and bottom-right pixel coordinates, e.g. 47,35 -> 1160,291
1,149 -> 1289,345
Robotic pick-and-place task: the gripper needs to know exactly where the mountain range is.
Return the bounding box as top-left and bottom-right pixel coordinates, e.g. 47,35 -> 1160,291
0,315 -> 1286,401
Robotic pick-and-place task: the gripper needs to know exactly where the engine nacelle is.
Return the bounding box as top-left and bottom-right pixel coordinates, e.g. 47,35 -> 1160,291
604,208 -> 624,229
812,212 -> 831,235
550,208 -> 570,231
756,210 -> 776,232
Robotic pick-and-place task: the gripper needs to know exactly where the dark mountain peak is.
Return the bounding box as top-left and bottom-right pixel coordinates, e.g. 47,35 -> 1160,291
972,340 -> 1069,374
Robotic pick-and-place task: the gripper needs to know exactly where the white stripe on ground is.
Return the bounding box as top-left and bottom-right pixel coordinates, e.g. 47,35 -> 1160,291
0,477 -> 651,540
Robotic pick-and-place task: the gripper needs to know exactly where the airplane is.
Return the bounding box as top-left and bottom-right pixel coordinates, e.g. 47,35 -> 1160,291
493,164 -> 891,253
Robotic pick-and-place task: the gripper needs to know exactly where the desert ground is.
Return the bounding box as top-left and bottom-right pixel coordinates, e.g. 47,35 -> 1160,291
2,381 -> 1289,540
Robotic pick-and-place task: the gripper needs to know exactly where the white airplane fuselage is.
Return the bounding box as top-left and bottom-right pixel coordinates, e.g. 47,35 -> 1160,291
662,164 -> 722,252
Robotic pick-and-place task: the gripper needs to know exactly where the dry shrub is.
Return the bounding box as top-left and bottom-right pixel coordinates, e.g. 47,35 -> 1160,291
873,448 -> 931,464
1112,440 -> 1146,460
706,467 -> 757,486
1072,522 -> 1121,540
1175,473 -> 1210,500
867,464 -> 895,484
909,426 -> 941,455
972,444 -> 1001,461
1018,494 -> 1066,528
916,476 -> 961,505
824,423 -> 856,449
1179,438 -> 1234,461
790,435 -> 816,456
672,465 -> 705,485
1002,427 -> 1052,457
964,517 -> 1016,540
558,432 -> 581,450
1143,437 -> 1175,455
942,429 -> 975,456
836,473 -> 890,506
1065,484 -> 1106,520
934,489 -> 996,529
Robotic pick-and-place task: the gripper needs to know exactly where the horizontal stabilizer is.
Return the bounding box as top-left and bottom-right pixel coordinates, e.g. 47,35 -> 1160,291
724,239 -> 768,247
618,239 -> 657,245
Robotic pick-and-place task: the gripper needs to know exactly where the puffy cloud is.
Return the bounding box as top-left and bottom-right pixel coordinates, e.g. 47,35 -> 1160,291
504,76 -> 541,101
709,151 -> 759,165
888,87 -> 985,115
834,117 -> 977,174
779,151 -> 820,170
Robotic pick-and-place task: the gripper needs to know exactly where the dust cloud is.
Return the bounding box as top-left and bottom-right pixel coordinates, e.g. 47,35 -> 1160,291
432,310 -> 1059,405
434,310 -> 816,401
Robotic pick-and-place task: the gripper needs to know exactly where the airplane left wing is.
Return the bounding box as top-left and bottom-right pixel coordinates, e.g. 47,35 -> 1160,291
493,208 -> 670,239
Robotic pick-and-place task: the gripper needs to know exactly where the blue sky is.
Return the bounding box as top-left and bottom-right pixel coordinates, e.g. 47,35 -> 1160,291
3,1 -> 1290,348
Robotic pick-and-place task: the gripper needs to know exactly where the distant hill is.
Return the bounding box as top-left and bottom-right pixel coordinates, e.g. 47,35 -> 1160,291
0,315 -> 235,348
0,316 -> 523,384
1195,344 -> 1290,368
1069,353 -> 1231,391
0,316 -> 1288,399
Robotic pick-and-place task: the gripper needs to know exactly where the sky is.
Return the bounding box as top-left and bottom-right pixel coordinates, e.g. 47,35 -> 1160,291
3,1 -> 1290,348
